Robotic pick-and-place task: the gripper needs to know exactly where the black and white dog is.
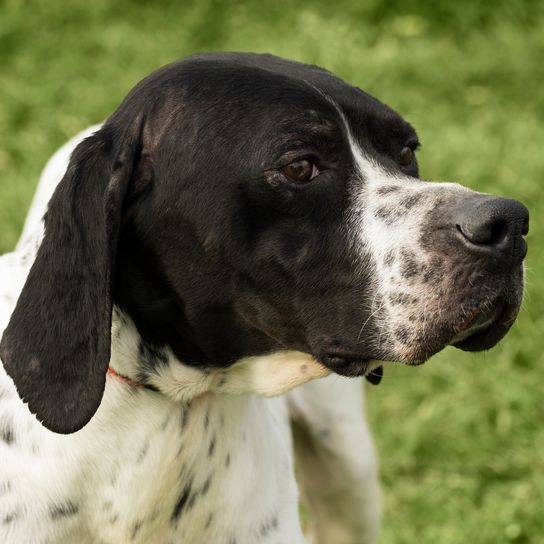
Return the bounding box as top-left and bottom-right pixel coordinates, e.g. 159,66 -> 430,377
0,53 -> 528,543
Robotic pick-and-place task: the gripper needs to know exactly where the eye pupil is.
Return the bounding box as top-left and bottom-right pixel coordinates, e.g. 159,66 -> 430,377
283,159 -> 314,182
400,147 -> 414,166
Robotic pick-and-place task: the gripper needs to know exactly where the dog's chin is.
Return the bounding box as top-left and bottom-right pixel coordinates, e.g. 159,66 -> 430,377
316,351 -> 386,384
318,353 -> 374,377
314,295 -> 522,381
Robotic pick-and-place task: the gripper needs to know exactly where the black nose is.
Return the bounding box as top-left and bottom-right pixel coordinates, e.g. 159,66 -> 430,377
455,196 -> 529,264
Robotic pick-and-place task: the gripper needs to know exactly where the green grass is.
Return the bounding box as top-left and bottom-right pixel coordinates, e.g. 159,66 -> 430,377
1,1 -> 543,542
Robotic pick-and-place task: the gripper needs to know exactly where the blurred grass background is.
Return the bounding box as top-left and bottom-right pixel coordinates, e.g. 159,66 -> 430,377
1,0 -> 543,542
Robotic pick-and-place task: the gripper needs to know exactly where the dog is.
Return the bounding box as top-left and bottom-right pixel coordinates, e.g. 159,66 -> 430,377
0,52 -> 528,543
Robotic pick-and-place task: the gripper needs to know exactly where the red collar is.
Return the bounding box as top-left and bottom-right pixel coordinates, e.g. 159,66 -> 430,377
107,367 -> 146,388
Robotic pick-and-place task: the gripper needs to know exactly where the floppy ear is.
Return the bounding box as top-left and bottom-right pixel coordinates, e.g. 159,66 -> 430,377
0,115 -> 144,433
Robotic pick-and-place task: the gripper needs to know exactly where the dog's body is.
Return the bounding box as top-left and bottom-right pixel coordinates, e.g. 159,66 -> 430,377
0,53 -> 527,543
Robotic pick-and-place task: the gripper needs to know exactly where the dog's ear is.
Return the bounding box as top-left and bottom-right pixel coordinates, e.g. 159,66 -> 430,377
0,115 -> 145,434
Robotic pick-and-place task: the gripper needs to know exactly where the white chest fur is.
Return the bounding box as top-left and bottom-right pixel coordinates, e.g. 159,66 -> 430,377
0,358 -> 305,543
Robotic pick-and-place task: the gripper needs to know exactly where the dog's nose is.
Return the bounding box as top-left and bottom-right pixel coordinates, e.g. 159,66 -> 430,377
455,196 -> 529,264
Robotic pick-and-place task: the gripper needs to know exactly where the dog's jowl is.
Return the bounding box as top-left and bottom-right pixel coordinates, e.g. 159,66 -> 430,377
0,53 -> 528,544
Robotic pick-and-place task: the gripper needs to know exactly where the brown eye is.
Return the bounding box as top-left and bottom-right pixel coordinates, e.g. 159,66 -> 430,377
399,146 -> 414,166
282,159 -> 318,183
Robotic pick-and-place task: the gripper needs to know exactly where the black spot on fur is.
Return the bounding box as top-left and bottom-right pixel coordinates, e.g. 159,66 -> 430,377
137,441 -> 149,462
204,513 -> 214,529
225,453 -> 231,468
131,520 -> 143,540
383,250 -> 395,267
2,510 -> 20,525
376,185 -> 401,195
139,341 -> 168,366
50,500 -> 79,519
0,481 -> 11,496
259,518 -> 277,537
375,206 -> 395,224
422,268 -> 434,283
208,436 -> 216,457
201,475 -> 212,496
0,416 -> 14,445
109,514 -> 119,525
400,251 -> 420,279
388,292 -> 419,306
400,192 -> 423,210
180,407 -> 189,430
171,482 -> 193,522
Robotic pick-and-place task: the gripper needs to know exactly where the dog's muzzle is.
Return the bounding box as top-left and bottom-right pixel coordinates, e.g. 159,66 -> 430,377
312,193 -> 529,382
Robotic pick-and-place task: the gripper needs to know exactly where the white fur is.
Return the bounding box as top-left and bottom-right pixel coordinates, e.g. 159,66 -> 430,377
343,125 -> 479,361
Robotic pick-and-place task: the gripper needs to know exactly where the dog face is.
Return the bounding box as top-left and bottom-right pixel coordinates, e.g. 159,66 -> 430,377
0,53 -> 528,432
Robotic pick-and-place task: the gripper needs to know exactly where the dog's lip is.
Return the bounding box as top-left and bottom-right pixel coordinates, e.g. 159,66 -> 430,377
453,299 -> 518,352
450,300 -> 506,344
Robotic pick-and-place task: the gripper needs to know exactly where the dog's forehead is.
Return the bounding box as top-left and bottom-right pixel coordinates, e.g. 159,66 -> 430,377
148,53 -> 416,147
211,53 -> 416,139
176,56 -> 339,121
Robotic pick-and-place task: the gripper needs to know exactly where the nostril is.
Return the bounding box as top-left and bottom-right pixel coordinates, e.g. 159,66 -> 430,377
454,196 -> 529,265
456,218 -> 508,247
455,196 -> 529,252
488,219 -> 508,246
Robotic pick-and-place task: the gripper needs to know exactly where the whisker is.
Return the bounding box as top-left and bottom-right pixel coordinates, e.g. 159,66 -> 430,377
357,299 -> 387,342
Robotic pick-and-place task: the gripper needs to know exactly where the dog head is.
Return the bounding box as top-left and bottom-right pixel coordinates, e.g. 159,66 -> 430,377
0,53 -> 528,432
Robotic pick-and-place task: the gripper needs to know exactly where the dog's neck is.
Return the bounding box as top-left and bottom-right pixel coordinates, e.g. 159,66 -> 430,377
62,308 -> 313,543
109,307 -> 331,404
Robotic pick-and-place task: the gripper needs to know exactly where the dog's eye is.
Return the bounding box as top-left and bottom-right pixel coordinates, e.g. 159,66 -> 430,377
282,159 -> 319,183
399,146 -> 414,166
